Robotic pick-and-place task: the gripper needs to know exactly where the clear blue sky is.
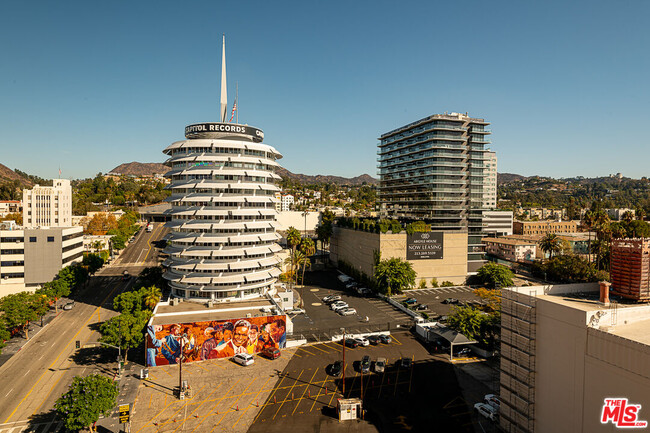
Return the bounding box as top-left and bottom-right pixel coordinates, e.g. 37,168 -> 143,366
1,0 -> 649,180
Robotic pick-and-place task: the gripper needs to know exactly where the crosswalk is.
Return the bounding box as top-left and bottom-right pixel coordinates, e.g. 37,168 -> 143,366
402,287 -> 474,295
0,421 -> 64,433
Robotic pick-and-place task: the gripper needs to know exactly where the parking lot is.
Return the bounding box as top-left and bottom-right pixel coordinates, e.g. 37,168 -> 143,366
393,286 -> 483,320
290,271 -> 413,338
249,330 -> 498,433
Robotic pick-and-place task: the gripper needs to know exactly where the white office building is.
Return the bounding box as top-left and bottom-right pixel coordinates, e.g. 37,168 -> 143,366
281,194 -> 294,211
484,151 -> 497,209
22,179 -> 72,228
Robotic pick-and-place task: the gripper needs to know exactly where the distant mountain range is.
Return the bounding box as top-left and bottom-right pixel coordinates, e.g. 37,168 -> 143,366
497,172 -> 528,185
107,162 -> 378,185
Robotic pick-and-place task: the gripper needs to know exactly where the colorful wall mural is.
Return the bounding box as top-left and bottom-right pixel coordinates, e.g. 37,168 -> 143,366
145,315 -> 286,367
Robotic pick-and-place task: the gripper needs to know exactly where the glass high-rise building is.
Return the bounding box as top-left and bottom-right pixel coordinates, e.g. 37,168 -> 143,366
377,112 -> 491,272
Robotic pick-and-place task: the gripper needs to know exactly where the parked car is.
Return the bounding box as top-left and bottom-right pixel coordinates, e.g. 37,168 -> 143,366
261,347 -> 281,359
331,302 -> 349,312
403,297 -> 417,305
375,357 -> 386,373
484,394 -> 501,410
345,281 -> 358,290
337,274 -> 352,283
338,307 -> 357,316
344,338 -> 359,348
233,353 -> 255,366
354,337 -> 370,346
399,357 -> 412,369
287,308 -> 305,315
123,270 -> 130,280
367,335 -> 381,345
442,298 -> 459,304
329,360 -> 343,377
360,355 -> 371,373
323,295 -> 341,304
434,338 -> 450,351
63,301 -> 75,311
378,334 -> 392,344
356,287 -> 371,296
474,402 -> 497,421
415,304 -> 428,311
455,347 -> 472,357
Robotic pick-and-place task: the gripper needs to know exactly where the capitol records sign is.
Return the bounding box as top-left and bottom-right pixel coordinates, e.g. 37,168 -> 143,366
406,232 -> 444,260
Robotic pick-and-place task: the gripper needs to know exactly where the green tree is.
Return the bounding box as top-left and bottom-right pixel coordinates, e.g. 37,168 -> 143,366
447,306 -> 501,349
539,233 -> 563,259
113,290 -> 145,315
82,253 -> 104,275
54,374 -> 118,432
38,279 -> 70,313
99,310 -> 150,362
286,226 -> 301,285
141,286 -> 162,310
430,278 -> 439,288
0,292 -> 40,339
476,263 -> 514,288
0,318 -> 11,354
373,258 -> 416,296
298,237 -> 316,285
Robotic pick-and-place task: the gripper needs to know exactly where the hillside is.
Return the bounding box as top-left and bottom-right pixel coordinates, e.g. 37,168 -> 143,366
497,172 -> 528,185
0,163 -> 33,186
275,167 -> 378,185
108,162 -> 378,185
109,162 -> 169,176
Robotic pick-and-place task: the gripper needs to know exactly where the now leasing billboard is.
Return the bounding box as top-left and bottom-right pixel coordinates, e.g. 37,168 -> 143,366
406,232 -> 444,260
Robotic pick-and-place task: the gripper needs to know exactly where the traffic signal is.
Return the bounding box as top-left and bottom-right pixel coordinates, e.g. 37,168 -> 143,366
75,340 -> 80,349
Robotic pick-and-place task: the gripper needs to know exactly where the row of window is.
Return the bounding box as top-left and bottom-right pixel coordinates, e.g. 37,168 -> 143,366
170,276 -> 275,289
170,252 -> 272,261
1,273 -> 24,279
172,240 -> 275,248
63,251 -> 84,264
62,241 -> 83,253
171,147 -> 273,159
1,260 -> 24,266
170,264 -> 276,274
170,202 -> 274,209
172,161 -> 274,171
171,215 -> 275,221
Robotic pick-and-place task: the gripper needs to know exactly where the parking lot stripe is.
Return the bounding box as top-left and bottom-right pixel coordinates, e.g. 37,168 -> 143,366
134,396 -> 177,433
391,335 -> 402,345
377,357 -> 389,398
272,369 -> 305,420
298,347 -> 318,356
156,385 -> 207,428
309,344 -> 331,354
169,386 -> 219,433
253,373 -> 288,423
322,343 -> 342,352
309,377 -> 330,412
347,372 -> 359,398
292,368 -> 318,415
213,377 -> 257,426
232,376 -> 272,428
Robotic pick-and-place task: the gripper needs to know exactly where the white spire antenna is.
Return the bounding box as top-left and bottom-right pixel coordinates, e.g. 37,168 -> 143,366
220,34 -> 228,122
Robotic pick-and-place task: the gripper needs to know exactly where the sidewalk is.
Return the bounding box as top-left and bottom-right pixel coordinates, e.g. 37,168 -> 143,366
96,361 -> 143,433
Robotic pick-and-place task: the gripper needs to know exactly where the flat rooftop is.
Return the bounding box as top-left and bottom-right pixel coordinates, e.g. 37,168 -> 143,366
151,297 -> 279,326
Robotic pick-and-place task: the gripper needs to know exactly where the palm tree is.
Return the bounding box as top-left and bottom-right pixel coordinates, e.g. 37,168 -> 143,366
286,227 -> 301,286
623,210 -> 635,223
636,208 -> 646,221
298,238 -> 315,286
539,233 -> 562,259
141,286 -> 162,310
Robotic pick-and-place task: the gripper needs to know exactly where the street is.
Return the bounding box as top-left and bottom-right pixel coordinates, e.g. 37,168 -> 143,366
0,222 -> 168,432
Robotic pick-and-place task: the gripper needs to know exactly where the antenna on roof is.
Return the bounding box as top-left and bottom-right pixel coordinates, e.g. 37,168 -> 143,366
220,34 -> 228,122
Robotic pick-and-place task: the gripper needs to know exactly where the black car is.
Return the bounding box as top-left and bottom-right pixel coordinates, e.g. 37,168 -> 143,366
399,357 -> 413,369
367,335 -> 381,345
441,298 -> 458,304
329,360 -> 343,377
344,338 -> 359,348
378,334 -> 392,344
360,355 -> 371,373
403,297 -> 417,305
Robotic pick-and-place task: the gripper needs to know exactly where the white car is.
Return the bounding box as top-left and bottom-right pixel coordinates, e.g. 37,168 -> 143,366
474,403 -> 497,421
330,301 -> 348,311
323,295 -> 341,303
354,336 -> 369,346
288,308 -> 306,315
233,353 -> 255,366
339,307 -> 357,316
484,394 -> 500,410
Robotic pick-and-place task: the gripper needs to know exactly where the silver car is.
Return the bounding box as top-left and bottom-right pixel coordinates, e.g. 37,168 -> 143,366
375,357 -> 386,373
339,307 -> 357,316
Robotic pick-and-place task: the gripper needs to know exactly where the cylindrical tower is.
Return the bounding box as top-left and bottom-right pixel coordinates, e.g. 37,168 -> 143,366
162,122 -> 283,302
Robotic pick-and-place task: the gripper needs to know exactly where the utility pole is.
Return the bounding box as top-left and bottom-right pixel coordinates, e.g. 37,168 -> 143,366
341,328 -> 346,395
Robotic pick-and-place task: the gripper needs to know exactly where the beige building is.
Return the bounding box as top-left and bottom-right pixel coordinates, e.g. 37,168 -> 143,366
501,283 -> 650,433
330,227 -> 468,285
482,237 -> 536,262
22,179 -> 72,228
0,200 -> 22,217
513,220 -> 579,236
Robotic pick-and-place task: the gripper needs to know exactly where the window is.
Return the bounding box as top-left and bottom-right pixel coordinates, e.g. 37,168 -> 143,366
29,237 -> 37,242
47,236 -> 55,242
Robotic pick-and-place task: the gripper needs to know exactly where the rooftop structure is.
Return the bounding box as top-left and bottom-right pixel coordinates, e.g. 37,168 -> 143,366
610,238 -> 650,301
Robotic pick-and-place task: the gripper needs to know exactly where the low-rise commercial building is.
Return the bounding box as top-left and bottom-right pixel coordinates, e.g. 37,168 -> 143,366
482,237 -> 536,262
500,283 -> 650,433
0,226 -> 83,296
330,226 -> 468,286
0,200 -> 22,217
484,210 -> 514,236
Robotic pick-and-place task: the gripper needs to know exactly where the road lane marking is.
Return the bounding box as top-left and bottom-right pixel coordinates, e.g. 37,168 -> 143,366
142,224 -> 163,263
